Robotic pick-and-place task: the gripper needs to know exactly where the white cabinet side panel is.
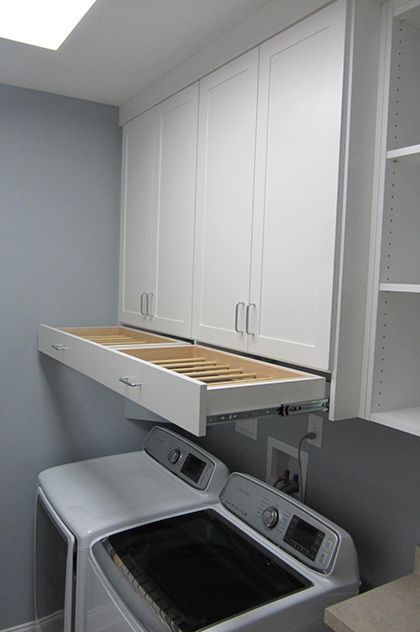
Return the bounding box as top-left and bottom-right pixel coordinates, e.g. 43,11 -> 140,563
330,0 -> 382,421
249,1 -> 346,371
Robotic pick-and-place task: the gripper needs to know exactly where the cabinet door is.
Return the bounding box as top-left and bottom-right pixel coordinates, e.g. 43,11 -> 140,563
249,2 -> 346,370
119,109 -> 156,327
192,49 -> 258,350
148,85 -> 198,337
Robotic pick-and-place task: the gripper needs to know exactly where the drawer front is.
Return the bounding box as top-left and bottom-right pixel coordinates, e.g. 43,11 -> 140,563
90,345 -> 207,435
206,375 -> 326,418
38,325 -> 92,374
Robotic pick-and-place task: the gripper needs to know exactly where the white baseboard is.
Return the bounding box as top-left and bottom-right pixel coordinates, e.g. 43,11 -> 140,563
1,611 -> 63,632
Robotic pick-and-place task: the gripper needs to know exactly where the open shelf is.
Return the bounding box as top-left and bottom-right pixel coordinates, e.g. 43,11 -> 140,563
387,12 -> 420,149
370,293 -> 420,430
380,160 -> 420,284
371,407 -> 420,437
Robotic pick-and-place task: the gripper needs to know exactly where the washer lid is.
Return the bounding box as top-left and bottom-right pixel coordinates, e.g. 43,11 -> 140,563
95,509 -> 310,632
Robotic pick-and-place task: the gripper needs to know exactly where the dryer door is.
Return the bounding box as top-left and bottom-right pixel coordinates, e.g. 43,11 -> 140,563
35,489 -> 76,632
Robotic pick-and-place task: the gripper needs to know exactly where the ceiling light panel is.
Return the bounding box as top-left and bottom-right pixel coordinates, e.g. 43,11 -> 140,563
0,0 -> 96,50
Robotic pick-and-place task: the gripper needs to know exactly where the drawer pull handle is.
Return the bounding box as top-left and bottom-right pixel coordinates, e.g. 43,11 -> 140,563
51,344 -> 70,351
119,377 -> 142,388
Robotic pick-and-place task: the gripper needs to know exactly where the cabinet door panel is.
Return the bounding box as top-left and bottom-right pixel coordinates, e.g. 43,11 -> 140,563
119,109 -> 156,327
193,49 -> 258,350
149,85 -> 198,337
249,2 -> 346,370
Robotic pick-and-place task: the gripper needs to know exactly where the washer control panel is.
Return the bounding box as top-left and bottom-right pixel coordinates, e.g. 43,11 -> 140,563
220,473 -> 339,573
144,427 -> 217,490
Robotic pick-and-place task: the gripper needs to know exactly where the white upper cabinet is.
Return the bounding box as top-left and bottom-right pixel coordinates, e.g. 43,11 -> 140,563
192,50 -> 259,351
193,3 -> 345,371
116,0 -> 382,425
120,108 -> 156,325
249,2 -> 345,370
119,84 -> 198,337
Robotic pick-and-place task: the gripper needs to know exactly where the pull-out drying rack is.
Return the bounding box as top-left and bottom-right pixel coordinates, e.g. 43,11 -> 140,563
39,324 -> 327,436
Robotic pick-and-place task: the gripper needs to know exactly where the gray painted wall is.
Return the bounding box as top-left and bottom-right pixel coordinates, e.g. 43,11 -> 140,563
197,413 -> 420,590
0,84 -> 151,628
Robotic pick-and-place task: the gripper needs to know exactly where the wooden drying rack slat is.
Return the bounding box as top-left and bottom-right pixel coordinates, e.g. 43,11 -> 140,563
183,367 -> 240,378
148,351 -> 277,386
210,376 -> 274,387
159,361 -> 215,370
200,372 -> 257,383
81,335 -> 146,344
153,357 -> 207,366
175,362 -> 221,373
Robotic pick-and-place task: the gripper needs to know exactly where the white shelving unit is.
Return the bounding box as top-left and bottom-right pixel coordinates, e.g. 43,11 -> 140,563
362,0 -> 420,436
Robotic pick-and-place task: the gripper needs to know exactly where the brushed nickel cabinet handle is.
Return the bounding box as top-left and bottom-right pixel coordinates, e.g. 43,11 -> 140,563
147,293 -> 154,317
245,303 -> 256,335
140,292 -> 147,316
234,302 -> 245,333
119,377 -> 142,387
51,344 -> 70,351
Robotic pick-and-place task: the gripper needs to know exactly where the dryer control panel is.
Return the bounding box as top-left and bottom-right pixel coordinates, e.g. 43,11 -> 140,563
220,473 -> 339,573
144,427 -> 227,491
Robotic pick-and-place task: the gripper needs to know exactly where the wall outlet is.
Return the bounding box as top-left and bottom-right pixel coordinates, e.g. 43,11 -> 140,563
307,414 -> 323,448
235,418 -> 258,440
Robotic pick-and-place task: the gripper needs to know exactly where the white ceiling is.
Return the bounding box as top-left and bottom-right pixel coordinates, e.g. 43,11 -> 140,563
0,0 -> 273,106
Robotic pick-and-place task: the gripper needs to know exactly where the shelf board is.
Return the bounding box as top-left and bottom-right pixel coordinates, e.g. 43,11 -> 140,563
379,283 -> 420,293
371,407 -> 420,437
387,144 -> 420,164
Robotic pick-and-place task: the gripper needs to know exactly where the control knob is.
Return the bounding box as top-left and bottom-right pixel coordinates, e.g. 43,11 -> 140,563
168,448 -> 181,464
262,506 -> 279,529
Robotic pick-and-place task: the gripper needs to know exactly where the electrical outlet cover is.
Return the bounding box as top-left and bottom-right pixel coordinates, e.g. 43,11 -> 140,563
307,414 -> 323,448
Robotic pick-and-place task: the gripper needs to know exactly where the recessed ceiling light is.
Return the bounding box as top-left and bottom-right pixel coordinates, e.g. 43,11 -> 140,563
0,0 -> 97,50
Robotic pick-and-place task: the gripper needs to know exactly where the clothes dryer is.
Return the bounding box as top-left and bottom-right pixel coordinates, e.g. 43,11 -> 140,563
35,427 -> 229,632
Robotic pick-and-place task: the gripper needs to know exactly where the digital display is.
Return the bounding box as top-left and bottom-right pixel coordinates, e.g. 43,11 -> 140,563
284,516 -> 325,561
181,453 -> 206,483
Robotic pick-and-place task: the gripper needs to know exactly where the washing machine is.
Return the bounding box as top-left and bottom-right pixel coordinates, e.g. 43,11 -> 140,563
87,472 -> 360,632
34,426 -> 230,632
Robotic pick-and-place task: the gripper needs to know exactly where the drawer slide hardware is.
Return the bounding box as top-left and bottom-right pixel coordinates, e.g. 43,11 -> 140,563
206,398 -> 329,425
